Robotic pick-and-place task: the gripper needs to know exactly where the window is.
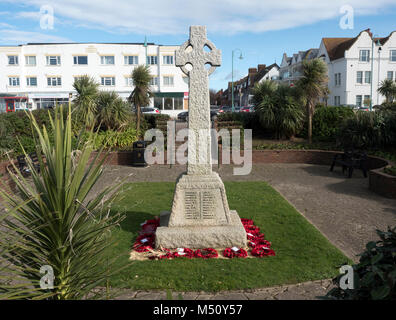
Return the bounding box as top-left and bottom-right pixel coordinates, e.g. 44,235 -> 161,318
364,95 -> 371,107
359,50 -> 370,62
47,77 -> 61,86
46,56 -> 61,66
356,71 -> 363,84
335,73 -> 341,86
334,96 -> 340,106
8,77 -> 20,86
164,97 -> 173,110
101,77 -> 115,86
147,56 -> 158,65
25,55 -> 36,66
356,95 -> 362,107
124,56 -> 138,65
390,50 -> 396,62
26,77 -> 37,86
162,55 -> 174,65
125,77 -> 133,86
73,56 -> 88,65
100,56 -> 114,65
174,97 -> 183,110
8,55 -> 19,65
154,97 -> 163,110
150,77 -> 159,86
163,76 -> 174,86
183,77 -> 189,85
365,71 -> 371,84
387,71 -> 394,80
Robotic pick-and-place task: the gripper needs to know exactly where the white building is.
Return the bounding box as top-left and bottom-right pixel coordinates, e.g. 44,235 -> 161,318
0,42 -> 189,117
319,29 -> 396,107
279,49 -> 319,86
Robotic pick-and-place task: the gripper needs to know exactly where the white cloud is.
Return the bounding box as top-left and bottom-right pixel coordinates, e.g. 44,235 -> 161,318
0,29 -> 71,44
2,0 -> 396,35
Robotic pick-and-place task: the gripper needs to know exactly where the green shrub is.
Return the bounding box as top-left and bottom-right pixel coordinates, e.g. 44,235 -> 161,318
338,110 -> 396,149
301,106 -> 355,142
384,166 -> 396,176
144,114 -> 171,129
90,126 -> 138,150
326,226 -> 396,300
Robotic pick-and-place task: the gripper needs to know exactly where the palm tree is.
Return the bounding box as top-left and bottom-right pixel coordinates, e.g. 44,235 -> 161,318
129,65 -> 152,133
96,91 -> 130,131
378,79 -> 396,103
73,75 -> 99,129
296,58 -> 329,144
252,80 -> 304,140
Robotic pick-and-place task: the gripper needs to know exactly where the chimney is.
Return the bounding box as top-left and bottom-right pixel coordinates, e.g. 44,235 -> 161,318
248,68 -> 258,75
257,64 -> 266,72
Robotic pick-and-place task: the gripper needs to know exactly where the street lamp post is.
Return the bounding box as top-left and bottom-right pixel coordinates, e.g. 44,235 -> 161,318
370,35 -> 381,111
377,46 -> 382,105
231,49 -> 243,112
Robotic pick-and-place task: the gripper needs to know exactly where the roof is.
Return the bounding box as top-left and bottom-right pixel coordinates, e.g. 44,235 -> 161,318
322,29 -> 395,61
25,42 -> 156,46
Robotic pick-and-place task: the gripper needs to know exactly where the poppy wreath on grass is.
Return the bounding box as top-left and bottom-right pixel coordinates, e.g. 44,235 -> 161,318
251,245 -> 276,257
134,218 -> 275,259
194,248 -> 218,259
223,247 -> 248,258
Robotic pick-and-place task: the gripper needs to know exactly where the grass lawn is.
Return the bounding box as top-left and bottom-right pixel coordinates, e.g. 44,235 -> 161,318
109,181 -> 351,292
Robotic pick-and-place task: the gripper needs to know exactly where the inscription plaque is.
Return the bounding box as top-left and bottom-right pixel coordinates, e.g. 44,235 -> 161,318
201,191 -> 215,219
185,191 -> 199,219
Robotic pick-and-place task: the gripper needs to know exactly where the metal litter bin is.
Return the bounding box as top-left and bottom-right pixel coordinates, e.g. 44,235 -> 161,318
132,141 -> 147,167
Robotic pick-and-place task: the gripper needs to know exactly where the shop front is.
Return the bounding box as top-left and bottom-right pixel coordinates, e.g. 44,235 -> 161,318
0,95 -> 29,113
152,92 -> 188,118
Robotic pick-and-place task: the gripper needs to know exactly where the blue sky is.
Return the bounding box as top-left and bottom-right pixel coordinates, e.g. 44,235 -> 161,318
0,0 -> 395,90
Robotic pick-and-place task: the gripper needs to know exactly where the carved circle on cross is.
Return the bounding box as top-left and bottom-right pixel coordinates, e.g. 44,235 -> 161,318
176,27 -> 221,77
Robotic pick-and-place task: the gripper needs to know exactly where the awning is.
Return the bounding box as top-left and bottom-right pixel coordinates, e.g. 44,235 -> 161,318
153,92 -> 184,98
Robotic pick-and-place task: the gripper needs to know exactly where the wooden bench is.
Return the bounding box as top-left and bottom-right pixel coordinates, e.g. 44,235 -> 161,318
330,149 -> 368,178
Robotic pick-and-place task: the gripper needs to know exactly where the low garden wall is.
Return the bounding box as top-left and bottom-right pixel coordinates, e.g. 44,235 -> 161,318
1,150 -> 394,199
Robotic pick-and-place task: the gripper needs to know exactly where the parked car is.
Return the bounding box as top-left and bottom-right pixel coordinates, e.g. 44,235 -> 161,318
178,111 -> 218,122
141,107 -> 161,114
240,106 -> 254,113
218,106 -> 232,113
177,111 -> 188,121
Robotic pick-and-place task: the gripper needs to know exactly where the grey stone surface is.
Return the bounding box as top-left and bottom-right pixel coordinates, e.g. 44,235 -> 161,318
156,26 -> 246,249
156,210 -> 247,249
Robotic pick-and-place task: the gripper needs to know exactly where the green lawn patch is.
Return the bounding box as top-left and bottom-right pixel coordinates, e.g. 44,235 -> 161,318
109,181 -> 351,292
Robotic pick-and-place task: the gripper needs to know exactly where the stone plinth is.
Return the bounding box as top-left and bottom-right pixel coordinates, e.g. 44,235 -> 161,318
156,210 -> 246,249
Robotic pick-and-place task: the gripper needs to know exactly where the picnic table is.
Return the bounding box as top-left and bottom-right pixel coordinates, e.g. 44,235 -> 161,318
16,152 -> 41,175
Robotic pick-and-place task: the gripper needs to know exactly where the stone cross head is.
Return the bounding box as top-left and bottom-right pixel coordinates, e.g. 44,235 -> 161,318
176,26 -> 221,76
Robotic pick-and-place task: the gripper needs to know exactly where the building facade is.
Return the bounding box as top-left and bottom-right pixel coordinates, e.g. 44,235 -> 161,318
0,42 -> 189,117
319,29 -> 396,107
279,49 -> 319,86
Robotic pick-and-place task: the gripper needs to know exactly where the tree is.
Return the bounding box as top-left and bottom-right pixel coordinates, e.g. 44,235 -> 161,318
72,75 -> 99,128
0,106 -> 127,299
252,80 -> 304,140
296,58 -> 329,143
378,79 -> 396,103
129,65 -> 152,133
96,91 -> 131,131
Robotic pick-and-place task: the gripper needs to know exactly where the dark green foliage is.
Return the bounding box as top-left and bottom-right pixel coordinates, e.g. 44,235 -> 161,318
326,226 -> 396,300
338,110 -> 396,149
384,166 -> 396,176
0,109 -> 53,157
252,81 -> 304,139
143,114 -> 171,129
301,106 -> 355,142
96,91 -> 131,131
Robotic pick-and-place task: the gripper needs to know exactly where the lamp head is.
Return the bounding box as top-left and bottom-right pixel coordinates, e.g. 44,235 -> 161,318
239,53 -> 243,60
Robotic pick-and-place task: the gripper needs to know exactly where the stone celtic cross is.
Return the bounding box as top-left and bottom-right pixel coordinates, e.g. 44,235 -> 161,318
176,26 -> 221,175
